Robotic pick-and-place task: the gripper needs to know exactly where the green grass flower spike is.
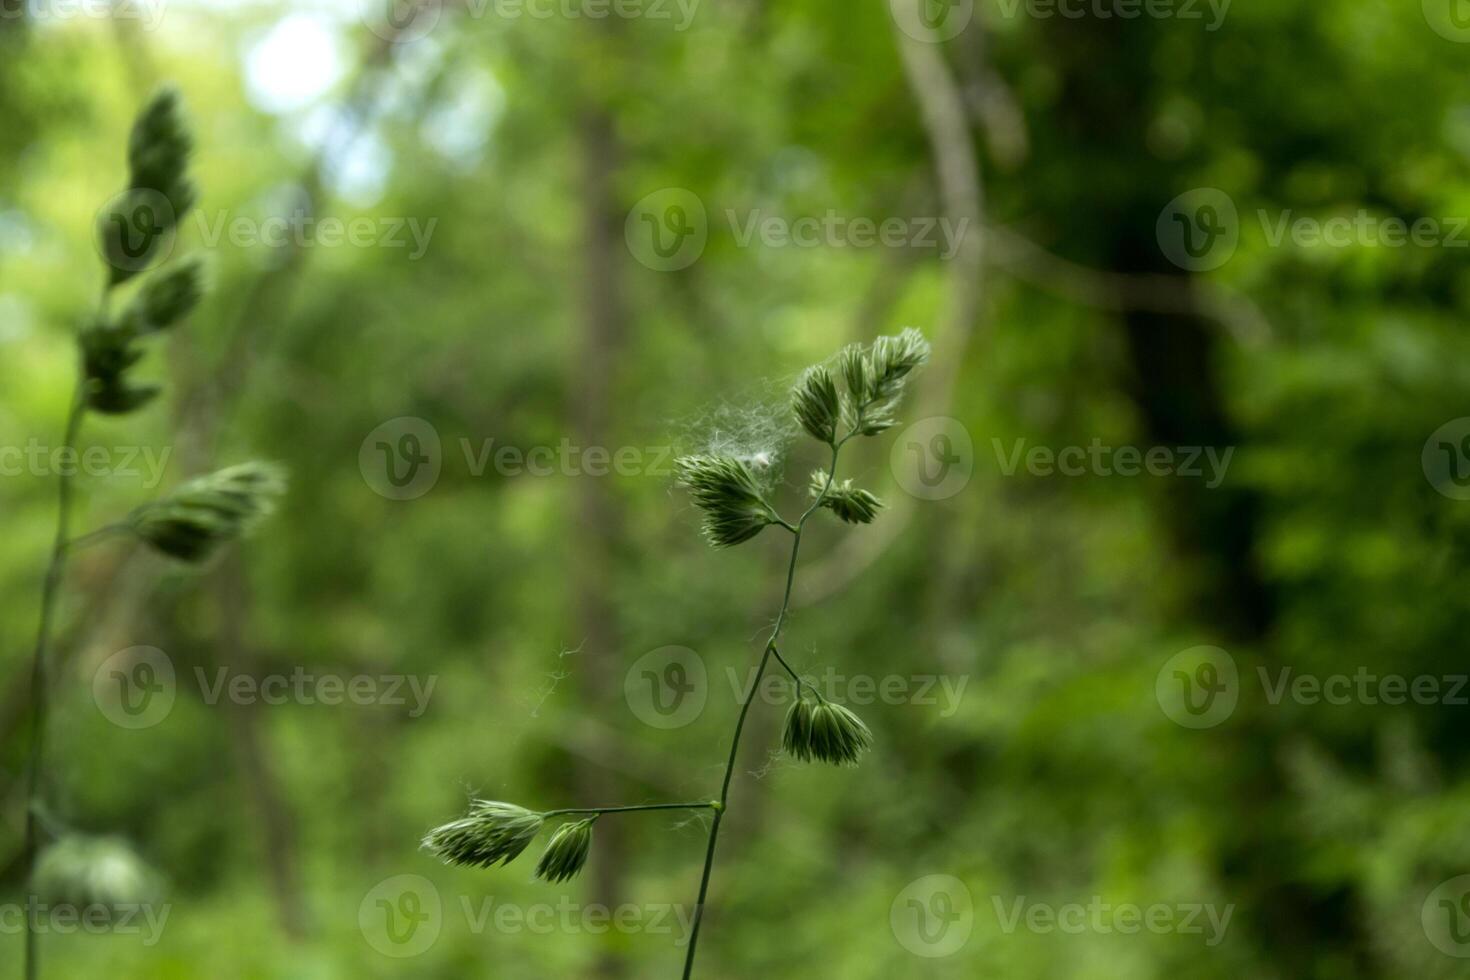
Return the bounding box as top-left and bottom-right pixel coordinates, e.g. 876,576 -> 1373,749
423,801 -> 546,870
534,818 -> 596,883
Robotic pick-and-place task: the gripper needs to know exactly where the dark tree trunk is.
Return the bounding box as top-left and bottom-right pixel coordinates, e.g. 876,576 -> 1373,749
215,554 -> 311,941
573,91 -> 628,980
1024,17 -> 1374,978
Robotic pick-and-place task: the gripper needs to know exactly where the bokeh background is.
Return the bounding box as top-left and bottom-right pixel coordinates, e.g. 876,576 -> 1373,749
4,0 -> 1470,976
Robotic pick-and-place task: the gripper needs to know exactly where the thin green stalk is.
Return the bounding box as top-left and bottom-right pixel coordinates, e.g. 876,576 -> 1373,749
424,331 -> 928,973
67,523 -> 129,551
681,439 -> 846,979
543,803 -> 719,818
769,645 -> 824,700
23,373 -> 87,980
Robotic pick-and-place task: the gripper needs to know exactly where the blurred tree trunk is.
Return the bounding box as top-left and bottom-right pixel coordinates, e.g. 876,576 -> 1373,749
0,0 -> 24,38
0,0 -> 29,191
214,555 -> 311,941
0,1 -> 22,34
572,59 -> 628,980
1032,18 -> 1372,978
1,22 -> 424,937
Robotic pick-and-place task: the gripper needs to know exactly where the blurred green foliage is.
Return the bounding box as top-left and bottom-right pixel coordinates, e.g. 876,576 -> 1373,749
3,1 -> 1470,978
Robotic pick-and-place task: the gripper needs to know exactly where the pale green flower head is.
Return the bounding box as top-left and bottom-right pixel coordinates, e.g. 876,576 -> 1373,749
809,472 -> 884,525
31,836 -> 161,913
534,818 -> 595,884
783,696 -> 874,767
423,801 -> 545,869
675,454 -> 780,548
129,462 -> 287,563
792,365 -> 841,445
